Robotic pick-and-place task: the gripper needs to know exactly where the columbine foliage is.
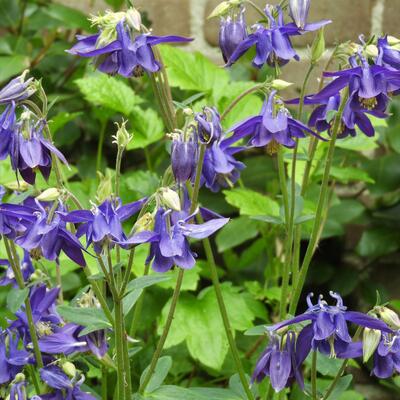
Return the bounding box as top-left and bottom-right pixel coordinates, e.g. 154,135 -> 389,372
0,1 -> 399,400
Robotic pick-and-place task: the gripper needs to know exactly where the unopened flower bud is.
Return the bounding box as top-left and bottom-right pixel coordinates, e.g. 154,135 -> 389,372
96,172 -> 113,203
271,79 -> 293,90
208,1 -> 231,19
160,187 -> 181,211
289,0 -> 310,29
4,181 -> 30,191
183,107 -> 193,116
134,212 -> 154,233
365,44 -> 379,58
363,328 -> 381,362
36,188 -> 61,202
126,8 -> 142,31
62,361 -> 77,378
113,120 -> 133,149
311,28 -> 325,63
14,373 -> 26,383
387,35 -> 400,46
171,134 -> 198,184
376,306 -> 400,330
219,6 -> 247,63
0,70 -> 36,104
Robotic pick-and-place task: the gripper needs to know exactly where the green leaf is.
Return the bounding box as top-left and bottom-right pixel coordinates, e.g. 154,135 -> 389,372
79,322 -> 112,336
7,287 -> 29,314
0,55 -> 30,83
325,166 -> 374,184
244,325 -> 266,336
157,268 -> 200,291
216,217 -> 259,252
49,111 -> 82,136
159,45 -> 229,94
158,283 -> 262,370
356,228 -> 400,258
128,107 -> 164,149
123,289 -> 142,316
126,275 -> 172,293
125,170 -> 160,198
224,188 -> 279,217
57,305 -> 112,330
140,356 -> 172,394
75,74 -> 142,116
339,391 -> 364,400
43,4 -> 91,30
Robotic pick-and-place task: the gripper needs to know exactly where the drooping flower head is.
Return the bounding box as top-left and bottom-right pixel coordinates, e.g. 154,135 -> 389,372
8,109 -> 68,185
0,102 -> 17,160
377,36 -> 400,71
226,5 -> 330,68
0,71 -> 36,105
229,91 -> 325,153
371,330 -> 400,378
195,107 -> 245,192
252,331 -> 306,392
170,128 -> 198,184
61,197 -> 147,253
219,6 -> 248,63
67,9 -> 192,77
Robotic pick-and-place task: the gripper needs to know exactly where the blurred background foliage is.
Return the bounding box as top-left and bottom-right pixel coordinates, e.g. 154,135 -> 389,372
0,1 -> 400,399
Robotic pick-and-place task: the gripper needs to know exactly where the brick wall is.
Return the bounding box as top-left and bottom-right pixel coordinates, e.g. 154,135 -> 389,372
60,0 -> 399,93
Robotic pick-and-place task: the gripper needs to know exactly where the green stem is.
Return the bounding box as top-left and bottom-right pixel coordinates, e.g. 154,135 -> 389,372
96,120 -> 107,172
289,90 -> 349,315
221,84 -> 263,121
27,364 -> 41,394
201,233 -> 254,400
55,262 -> 63,303
139,269 -> 184,394
311,351 -> 318,400
115,148 -> 123,198
101,365 -> 108,400
114,298 -> 126,400
245,0 -> 267,18
4,239 -> 44,369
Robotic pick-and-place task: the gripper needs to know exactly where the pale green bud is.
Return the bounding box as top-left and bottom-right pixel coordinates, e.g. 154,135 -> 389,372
113,120 -> 133,149
365,44 -> 378,58
183,107 -> 194,116
311,28 -> 325,63
160,187 -> 181,211
363,328 -> 381,362
134,212 -> 154,233
208,1 -> 231,18
126,8 -> 142,31
14,373 -> 26,383
387,35 -> 400,46
4,181 -> 30,191
376,306 -> 400,330
96,172 -> 113,203
271,79 -> 293,90
62,361 -> 77,378
36,188 -> 61,202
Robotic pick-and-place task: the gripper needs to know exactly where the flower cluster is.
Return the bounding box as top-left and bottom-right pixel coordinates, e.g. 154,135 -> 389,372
252,292 -> 398,392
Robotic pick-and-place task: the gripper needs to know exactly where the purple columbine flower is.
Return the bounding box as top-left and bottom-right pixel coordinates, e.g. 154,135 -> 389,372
0,71 -> 35,104
371,330 -> 400,379
0,251 -> 34,287
226,6 -> 330,68
14,199 -> 86,267
146,207 -> 229,272
61,197 -> 146,253
9,111 -> 69,185
288,93 -> 388,138
377,36 -> 400,71
311,53 -> 400,113
68,19 -> 192,77
9,285 -> 61,343
252,331 -> 305,392
0,102 -> 17,160
171,130 -> 198,184
9,379 -> 27,400
39,323 -> 107,359
39,366 -> 95,400
270,292 -> 391,358
195,107 -> 245,192
219,6 -> 247,63
228,91 -> 324,153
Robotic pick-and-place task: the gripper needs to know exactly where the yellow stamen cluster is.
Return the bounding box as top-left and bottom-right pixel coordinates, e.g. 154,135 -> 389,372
358,96 -> 377,110
266,139 -> 280,155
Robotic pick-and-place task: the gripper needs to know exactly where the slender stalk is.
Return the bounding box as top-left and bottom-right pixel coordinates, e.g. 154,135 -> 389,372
55,262 -> 63,303
114,298 -> 126,400
245,0 -> 267,18
4,239 -> 44,369
139,269 -> 184,393
289,90 -> 348,315
201,232 -> 254,400
129,262 -> 150,337
221,84 -> 263,121
101,365 -> 108,400
264,383 -> 274,400
311,351 -> 318,400
27,364 -> 41,394
96,120 -> 107,172
115,148 -> 123,199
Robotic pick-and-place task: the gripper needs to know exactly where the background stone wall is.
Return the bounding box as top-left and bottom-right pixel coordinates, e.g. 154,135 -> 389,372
59,0 -> 399,92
